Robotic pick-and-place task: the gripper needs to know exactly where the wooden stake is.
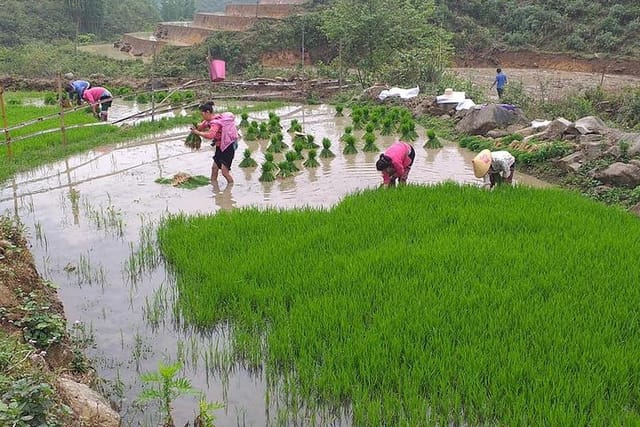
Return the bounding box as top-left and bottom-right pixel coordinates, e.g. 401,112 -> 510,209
0,86 -> 12,158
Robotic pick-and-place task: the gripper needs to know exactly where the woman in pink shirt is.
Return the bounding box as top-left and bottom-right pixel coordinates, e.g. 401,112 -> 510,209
82,86 -> 112,121
375,141 -> 416,188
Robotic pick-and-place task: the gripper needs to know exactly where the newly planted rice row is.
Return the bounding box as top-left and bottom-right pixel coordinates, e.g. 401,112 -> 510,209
158,183 -> 640,425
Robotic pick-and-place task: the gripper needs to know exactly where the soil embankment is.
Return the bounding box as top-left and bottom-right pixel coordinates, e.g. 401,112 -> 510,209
455,50 -> 640,77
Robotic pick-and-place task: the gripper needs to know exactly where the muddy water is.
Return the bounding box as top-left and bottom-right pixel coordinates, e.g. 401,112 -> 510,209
0,103 -> 549,426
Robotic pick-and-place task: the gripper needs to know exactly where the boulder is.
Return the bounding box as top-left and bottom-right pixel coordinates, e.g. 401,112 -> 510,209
455,104 -> 528,135
594,162 -> 640,188
574,116 -> 607,135
57,378 -> 120,427
540,117 -> 573,140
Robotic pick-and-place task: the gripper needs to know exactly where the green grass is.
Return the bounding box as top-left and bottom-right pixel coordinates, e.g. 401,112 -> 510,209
158,183 -> 640,425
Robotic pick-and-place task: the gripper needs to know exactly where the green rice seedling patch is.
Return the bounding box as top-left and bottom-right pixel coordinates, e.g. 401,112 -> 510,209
159,178 -> 640,424
155,175 -> 210,189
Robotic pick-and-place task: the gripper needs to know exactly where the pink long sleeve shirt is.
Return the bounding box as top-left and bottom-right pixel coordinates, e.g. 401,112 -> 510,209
82,87 -> 111,104
381,141 -> 413,185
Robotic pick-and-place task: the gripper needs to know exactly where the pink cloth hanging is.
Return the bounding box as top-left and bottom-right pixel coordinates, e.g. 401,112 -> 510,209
209,59 -> 226,82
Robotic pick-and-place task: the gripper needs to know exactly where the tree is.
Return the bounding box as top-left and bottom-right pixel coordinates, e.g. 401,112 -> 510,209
66,0 -> 104,35
321,0 -> 452,88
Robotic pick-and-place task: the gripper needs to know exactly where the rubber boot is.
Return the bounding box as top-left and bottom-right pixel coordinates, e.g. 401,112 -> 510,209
100,111 -> 108,122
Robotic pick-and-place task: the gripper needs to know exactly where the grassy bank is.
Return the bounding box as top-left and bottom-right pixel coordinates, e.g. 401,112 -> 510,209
158,183 -> 640,425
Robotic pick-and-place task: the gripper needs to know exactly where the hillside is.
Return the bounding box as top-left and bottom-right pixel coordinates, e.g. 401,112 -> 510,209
1,0 -> 638,58
436,0 -> 640,57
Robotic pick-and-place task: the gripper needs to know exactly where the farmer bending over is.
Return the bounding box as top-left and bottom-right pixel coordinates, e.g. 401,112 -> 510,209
191,101 -> 239,184
375,141 -> 416,188
65,79 -> 90,105
82,86 -> 112,121
472,149 -> 516,189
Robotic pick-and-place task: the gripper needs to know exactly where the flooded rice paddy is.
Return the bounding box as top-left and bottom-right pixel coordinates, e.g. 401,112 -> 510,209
0,102 -> 549,425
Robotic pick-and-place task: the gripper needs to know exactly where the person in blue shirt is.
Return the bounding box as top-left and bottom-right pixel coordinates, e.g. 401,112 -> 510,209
64,79 -> 91,105
490,68 -> 508,98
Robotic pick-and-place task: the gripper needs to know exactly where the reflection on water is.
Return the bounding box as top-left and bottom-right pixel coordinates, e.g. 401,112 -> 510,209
0,103 -> 550,426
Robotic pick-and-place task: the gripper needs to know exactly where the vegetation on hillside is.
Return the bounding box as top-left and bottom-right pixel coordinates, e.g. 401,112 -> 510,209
434,0 -> 640,56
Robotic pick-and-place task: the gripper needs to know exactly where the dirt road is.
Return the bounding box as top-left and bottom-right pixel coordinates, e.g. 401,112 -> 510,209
451,67 -> 640,101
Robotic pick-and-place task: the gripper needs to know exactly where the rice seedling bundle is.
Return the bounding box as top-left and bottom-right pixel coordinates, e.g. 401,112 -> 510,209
239,112 -> 250,128
342,134 -> 358,155
423,129 -> 442,149
303,149 -> 319,168
258,161 -> 277,182
320,138 -> 335,158
184,123 -> 202,150
238,149 -> 258,168
159,184 -> 640,425
362,132 -> 378,152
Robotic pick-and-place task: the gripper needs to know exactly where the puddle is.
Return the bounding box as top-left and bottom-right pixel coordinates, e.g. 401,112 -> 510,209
0,103 -> 550,425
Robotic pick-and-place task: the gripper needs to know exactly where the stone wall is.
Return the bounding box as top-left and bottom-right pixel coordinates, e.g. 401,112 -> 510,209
258,0 -> 307,4
193,13 -> 257,31
225,4 -> 301,18
122,33 -> 166,56
154,23 -> 217,44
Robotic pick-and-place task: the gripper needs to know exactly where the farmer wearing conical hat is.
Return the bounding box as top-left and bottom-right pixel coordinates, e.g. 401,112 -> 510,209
375,140 -> 416,188
472,149 -> 516,189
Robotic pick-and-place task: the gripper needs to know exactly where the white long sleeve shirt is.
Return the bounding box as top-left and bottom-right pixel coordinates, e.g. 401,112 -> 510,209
483,151 -> 515,186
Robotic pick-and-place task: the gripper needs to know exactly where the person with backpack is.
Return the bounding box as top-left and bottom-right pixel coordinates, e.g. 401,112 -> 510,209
191,101 -> 239,184
375,141 -> 416,188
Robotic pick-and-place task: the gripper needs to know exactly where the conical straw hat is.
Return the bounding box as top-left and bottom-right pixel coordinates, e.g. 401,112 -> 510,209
472,149 -> 492,178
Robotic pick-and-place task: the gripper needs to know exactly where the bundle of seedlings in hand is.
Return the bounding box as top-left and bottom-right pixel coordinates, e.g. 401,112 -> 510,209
303,149 -> 320,168
362,132 -> 379,152
423,129 -> 442,149
343,134 -> 358,154
288,119 -> 303,133
335,104 -> 344,116
238,149 -> 258,167
185,123 -> 202,149
239,112 -> 250,128
267,133 -> 287,153
320,137 -> 335,158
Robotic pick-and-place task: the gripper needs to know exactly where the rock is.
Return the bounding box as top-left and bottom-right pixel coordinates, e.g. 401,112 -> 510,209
580,141 -> 605,160
540,117 -> 573,140
574,116 -> 607,134
455,103 -> 528,135
487,129 -> 509,138
556,151 -> 586,173
57,377 -> 120,427
594,162 -> 640,188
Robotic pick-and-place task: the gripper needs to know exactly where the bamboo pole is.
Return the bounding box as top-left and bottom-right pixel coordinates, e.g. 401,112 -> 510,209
58,72 -> 68,146
0,86 -> 12,158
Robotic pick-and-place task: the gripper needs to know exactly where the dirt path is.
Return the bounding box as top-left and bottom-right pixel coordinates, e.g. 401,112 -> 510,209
451,67 -> 640,101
